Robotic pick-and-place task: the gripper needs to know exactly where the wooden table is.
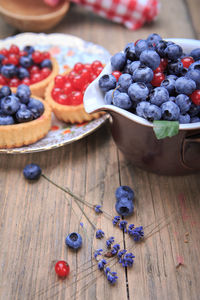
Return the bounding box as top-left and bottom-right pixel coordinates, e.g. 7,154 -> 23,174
0,1 -> 200,299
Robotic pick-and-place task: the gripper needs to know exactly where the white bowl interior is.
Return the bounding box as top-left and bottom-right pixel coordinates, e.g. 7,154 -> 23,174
84,38 -> 200,130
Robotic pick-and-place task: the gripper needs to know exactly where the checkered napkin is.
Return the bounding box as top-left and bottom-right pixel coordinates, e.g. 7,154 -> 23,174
71,0 -> 160,30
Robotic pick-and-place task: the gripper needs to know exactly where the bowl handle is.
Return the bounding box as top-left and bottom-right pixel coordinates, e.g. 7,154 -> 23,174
182,133 -> 200,170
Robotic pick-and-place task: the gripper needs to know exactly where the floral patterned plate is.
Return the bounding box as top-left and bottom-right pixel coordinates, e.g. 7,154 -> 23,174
0,33 -> 111,154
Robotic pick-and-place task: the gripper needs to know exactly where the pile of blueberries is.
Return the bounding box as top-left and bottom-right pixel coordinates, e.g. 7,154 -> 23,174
0,85 -> 44,125
99,33 -> 200,124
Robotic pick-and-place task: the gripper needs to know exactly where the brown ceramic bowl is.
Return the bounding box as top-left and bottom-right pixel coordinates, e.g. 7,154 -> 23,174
0,0 -> 69,32
84,38 -> 200,176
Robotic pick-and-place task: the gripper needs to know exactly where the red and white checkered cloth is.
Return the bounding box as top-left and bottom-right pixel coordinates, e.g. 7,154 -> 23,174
71,0 -> 160,30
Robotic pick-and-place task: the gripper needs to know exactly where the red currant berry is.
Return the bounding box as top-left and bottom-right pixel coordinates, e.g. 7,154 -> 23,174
21,77 -> 31,85
83,63 -> 92,72
160,58 -> 168,70
0,48 -> 8,56
2,58 -> 9,65
94,66 -> 103,76
181,56 -> 195,69
32,51 -> 44,64
9,77 -> 20,87
91,60 -> 103,72
8,54 -> 19,65
74,62 -> 84,73
0,75 -> 7,85
9,44 -> 20,55
29,65 -> 40,75
43,51 -> 50,59
31,73 -> 43,84
71,75 -> 83,91
71,91 -> 83,105
112,71 -> 122,81
63,82 -> 73,94
41,67 -> 51,79
54,75 -> 65,88
190,90 -> 200,106
55,260 -> 70,278
154,65 -> 164,73
151,72 -> 165,87
19,50 -> 28,57
56,94 -> 68,105
51,87 -> 61,100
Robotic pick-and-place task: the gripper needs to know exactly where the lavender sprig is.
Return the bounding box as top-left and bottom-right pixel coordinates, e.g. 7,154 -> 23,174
104,267 -> 118,284
119,220 -> 128,232
94,205 -> 103,214
106,237 -> 115,248
111,244 -> 120,255
128,226 -> 144,241
96,229 -> 105,239
112,216 -> 120,226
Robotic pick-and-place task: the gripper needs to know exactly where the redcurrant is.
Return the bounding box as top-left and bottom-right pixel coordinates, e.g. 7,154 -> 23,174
0,75 -> 7,85
55,261 -> 70,278
21,77 -> 31,85
41,67 -> 51,79
181,56 -> 195,69
190,90 -> 200,106
8,54 -> 19,65
54,75 -> 65,88
9,77 -> 20,87
74,62 -> 84,73
91,60 -> 103,72
9,44 -> 20,55
31,73 -> 43,84
32,51 -> 44,64
151,72 -> 165,87
112,71 -> 122,81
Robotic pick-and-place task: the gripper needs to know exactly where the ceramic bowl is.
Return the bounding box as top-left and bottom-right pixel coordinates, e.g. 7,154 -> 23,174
0,0 -> 69,32
84,38 -> 200,176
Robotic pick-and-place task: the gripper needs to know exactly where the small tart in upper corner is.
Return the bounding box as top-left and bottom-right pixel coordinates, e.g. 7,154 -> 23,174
45,66 -> 104,124
0,98 -> 52,149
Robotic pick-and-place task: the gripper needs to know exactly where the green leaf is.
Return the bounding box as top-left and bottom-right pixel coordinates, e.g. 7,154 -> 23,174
153,120 -> 179,139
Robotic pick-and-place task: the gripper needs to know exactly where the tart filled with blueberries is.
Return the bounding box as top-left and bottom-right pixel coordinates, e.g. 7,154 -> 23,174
98,33 -> 200,124
0,84 -> 51,148
0,44 -> 59,97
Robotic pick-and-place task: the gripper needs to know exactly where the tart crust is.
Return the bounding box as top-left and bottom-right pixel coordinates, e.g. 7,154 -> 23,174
0,97 -> 52,148
0,57 -> 59,98
45,69 -> 104,124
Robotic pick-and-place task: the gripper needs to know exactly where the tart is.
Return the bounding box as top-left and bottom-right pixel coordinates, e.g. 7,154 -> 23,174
45,61 -> 104,124
0,44 -> 59,98
0,86 -> 52,148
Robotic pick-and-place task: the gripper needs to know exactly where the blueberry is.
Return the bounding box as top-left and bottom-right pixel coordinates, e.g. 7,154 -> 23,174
132,65 -> 154,83
115,186 -> 135,201
175,77 -> 196,95
19,56 -> 33,68
40,59 -> 52,69
164,44 -> 183,60
65,232 -> 82,250
123,59 -> 132,74
188,103 -> 200,117
190,116 -> 200,123
124,44 -> 137,61
1,95 -> 20,115
149,87 -> 169,106
0,113 -> 14,125
104,89 -> 119,104
111,52 -> 126,71
129,61 -> 141,74
140,49 -> 160,71
113,92 -> 132,109
128,82 -> 149,102
185,69 -> 200,89
190,48 -> 200,61
161,101 -> 180,121
167,60 -> 183,76
175,94 -> 191,114
155,40 -> 168,57
16,84 -> 31,104
144,104 -> 162,121
135,40 -> 148,57
0,86 -> 11,98
23,45 -> 35,54
188,60 -> 200,72
115,197 -> 134,217
146,33 -> 162,47
179,114 -> 191,124
118,74 -> 132,92
19,103 -> 27,110
161,78 -> 176,95
18,67 -> 30,80
1,64 -> 17,78
0,54 -> 5,63
99,74 -> 116,92
167,74 -> 178,81
27,98 -> 44,119
23,163 -> 42,180
136,101 -> 151,118
15,108 -> 34,123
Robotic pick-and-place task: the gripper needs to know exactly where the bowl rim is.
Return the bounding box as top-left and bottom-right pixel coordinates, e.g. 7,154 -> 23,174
84,38 -> 200,131
0,0 -> 69,21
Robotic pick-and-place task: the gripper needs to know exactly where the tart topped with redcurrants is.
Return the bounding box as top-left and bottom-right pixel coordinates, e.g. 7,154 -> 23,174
0,44 -> 59,97
45,60 -> 105,124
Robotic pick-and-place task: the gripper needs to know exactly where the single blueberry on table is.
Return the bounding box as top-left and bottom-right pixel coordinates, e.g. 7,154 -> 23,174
135,39 -> 148,57
65,232 -> 82,250
15,108 -> 34,123
0,86 -> 11,98
23,163 -> 42,180
1,64 -> 17,78
115,197 -> 134,217
161,101 -> 180,121
115,185 -> 134,202
190,48 -> 200,61
175,77 -> 196,95
175,94 -> 191,114
118,73 -> 132,92
164,44 -> 183,60
111,52 -> 126,71
139,49 -> 160,70
99,74 -> 116,92
0,113 -> 14,125
144,104 -> 162,121
1,95 -> 20,115
149,86 -> 169,106
179,114 -> 191,124
113,92 -> 132,110
132,65 -> 154,83
128,82 -> 149,102
104,89 -> 119,105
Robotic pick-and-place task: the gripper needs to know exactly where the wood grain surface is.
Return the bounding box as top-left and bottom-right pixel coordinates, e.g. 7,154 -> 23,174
0,0 -> 200,300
